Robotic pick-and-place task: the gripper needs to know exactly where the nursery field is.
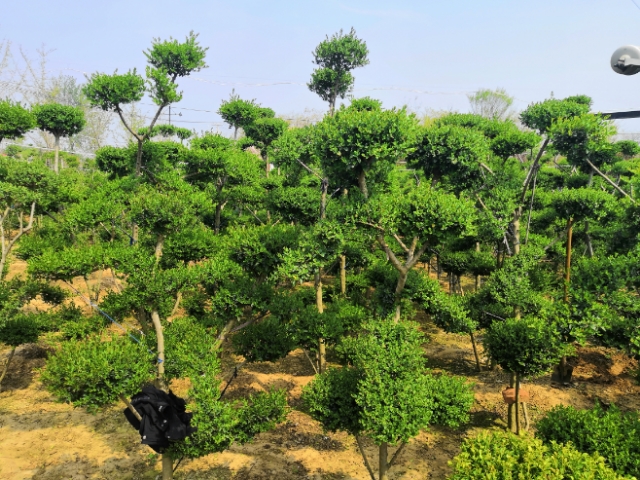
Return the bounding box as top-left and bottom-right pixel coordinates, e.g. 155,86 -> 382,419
4,29 -> 640,480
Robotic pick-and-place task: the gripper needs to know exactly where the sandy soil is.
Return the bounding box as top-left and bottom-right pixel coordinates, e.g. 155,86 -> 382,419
1,260 -> 639,479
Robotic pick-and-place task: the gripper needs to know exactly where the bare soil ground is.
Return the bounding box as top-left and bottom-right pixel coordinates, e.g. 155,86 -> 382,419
1,260 -> 639,480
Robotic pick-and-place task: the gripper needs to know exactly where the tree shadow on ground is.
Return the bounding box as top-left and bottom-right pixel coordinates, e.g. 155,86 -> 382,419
0,343 -> 50,392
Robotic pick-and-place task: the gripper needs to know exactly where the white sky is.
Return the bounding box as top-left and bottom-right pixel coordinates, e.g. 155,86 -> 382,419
4,0 -> 640,134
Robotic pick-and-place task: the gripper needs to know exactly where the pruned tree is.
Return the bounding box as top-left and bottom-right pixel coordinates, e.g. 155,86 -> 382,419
83,31 -> 207,178
303,320 -> 474,480
0,99 -> 36,145
218,91 -> 274,139
308,28 -> 369,115
32,103 -> 86,173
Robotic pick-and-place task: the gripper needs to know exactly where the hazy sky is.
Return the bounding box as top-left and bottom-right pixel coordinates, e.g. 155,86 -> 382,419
4,0 -> 640,134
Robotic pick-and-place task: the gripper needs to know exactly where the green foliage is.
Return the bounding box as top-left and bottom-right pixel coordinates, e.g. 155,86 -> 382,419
520,97 -> 591,134
313,106 -> 417,196
32,103 -> 86,139
549,114 -> 617,170
303,320 -> 474,445
425,374 -> 475,428
42,335 -> 156,412
144,31 -> 208,78
616,140 -> 640,159
0,314 -> 41,347
0,99 -> 36,142
163,316 -> 218,379
308,28 -> 369,109
243,117 -> 288,153
348,97 -> 382,112
537,403 -> 640,478
485,316 -> 565,377
82,70 -> 146,111
218,93 -> 274,133
408,124 -> 490,191
233,316 -> 296,362
449,430 -> 630,480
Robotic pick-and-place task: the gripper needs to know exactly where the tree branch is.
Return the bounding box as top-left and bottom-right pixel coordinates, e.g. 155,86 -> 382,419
115,107 -> 141,142
479,162 -> 494,175
388,442 -> 407,469
296,158 -> 323,180
377,234 -> 406,273
355,436 -> 376,480
520,137 -> 550,203
585,159 -> 636,203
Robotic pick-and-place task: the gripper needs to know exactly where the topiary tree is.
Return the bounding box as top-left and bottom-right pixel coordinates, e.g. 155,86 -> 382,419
0,158 -> 56,280
83,32 -> 207,180
484,316 -> 565,434
313,106 -> 417,199
303,320 -> 474,480
32,103 -> 86,174
242,117 -> 288,177
359,184 -> 477,321
308,28 -> 369,115
448,430 -> 630,480
0,99 -> 36,144
218,91 -> 274,139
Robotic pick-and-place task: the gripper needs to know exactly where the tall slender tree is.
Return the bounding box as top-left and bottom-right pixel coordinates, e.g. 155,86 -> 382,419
308,28 -> 369,115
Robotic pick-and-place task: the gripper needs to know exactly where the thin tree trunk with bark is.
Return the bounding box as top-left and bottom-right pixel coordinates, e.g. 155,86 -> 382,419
54,135 -> 60,174
315,271 -> 326,373
508,372 -> 515,432
564,218 -> 573,303
355,436 -> 376,480
357,170 -> 368,199
340,254 -> 347,295
379,442 -> 388,480
0,346 -> 16,392
515,373 -> 521,435
470,332 -> 482,372
0,202 -> 36,281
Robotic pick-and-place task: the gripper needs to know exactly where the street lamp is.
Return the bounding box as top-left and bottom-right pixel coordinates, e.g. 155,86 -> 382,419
611,45 -> 640,75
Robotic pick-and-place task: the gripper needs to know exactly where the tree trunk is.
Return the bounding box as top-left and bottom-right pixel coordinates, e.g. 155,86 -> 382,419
393,270 -> 408,323
515,373 -> 521,435
162,453 -> 173,480
470,332 -> 482,372
233,126 -> 238,140
357,170 -> 368,199
54,135 -> 60,174
0,346 -> 16,392
379,442 -> 388,480
215,203 -> 222,234
154,234 -> 165,266
320,178 -> 328,220
508,372 -> 515,432
564,218 -> 573,303
513,207 -> 522,255
315,271 -> 325,373
150,310 -> 167,392
340,254 -> 347,295
136,140 -> 143,176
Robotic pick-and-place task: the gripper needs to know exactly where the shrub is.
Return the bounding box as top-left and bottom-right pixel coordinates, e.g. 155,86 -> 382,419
536,403 -> 640,478
41,335 -> 155,412
449,430 -> 631,479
